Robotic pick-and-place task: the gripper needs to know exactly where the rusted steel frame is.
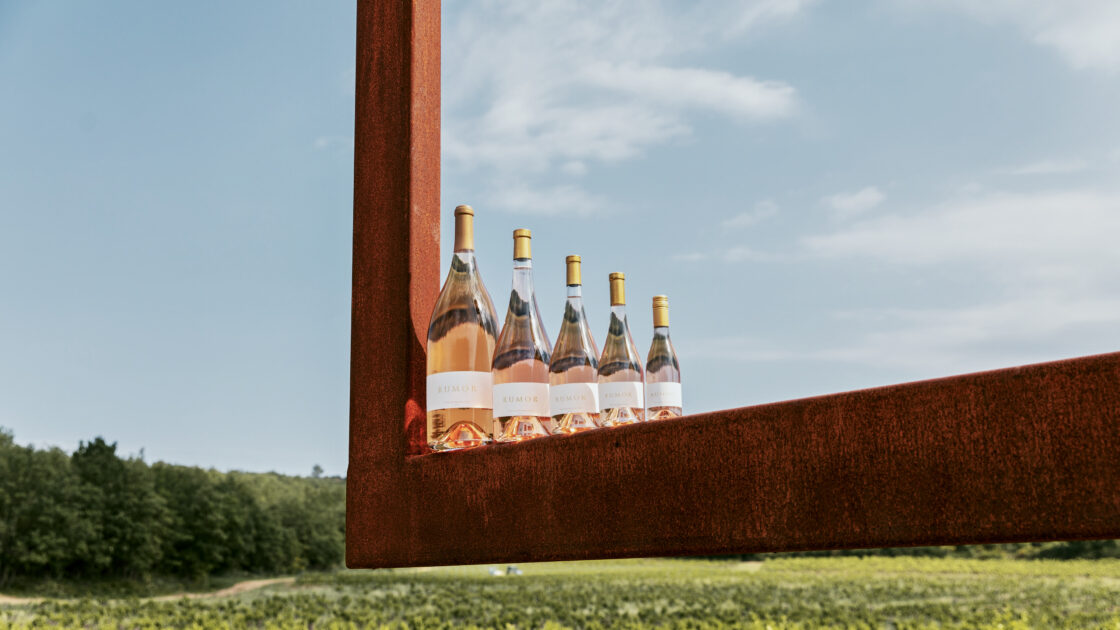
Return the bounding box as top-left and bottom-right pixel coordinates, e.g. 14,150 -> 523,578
346,0 -> 1120,568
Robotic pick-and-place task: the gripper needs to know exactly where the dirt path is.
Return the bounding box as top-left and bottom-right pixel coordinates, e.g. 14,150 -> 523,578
0,577 -> 295,606
0,594 -> 42,606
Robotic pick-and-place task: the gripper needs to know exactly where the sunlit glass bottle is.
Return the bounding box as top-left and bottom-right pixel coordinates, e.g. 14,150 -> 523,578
644,295 -> 682,420
597,272 -> 644,426
425,205 -> 500,451
548,255 -> 601,434
493,229 -> 554,442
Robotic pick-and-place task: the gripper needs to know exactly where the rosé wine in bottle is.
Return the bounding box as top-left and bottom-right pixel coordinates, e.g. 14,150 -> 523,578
644,295 -> 681,420
425,205 -> 500,451
493,229 -> 554,442
549,255 -> 601,434
598,272 -> 644,426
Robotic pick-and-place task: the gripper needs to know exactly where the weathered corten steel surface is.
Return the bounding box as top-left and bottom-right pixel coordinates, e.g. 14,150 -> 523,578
349,348 -> 1120,568
346,0 -> 1120,569
346,0 -> 440,563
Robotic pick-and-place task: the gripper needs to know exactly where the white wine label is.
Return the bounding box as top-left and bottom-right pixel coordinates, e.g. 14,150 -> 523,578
645,382 -> 682,408
598,381 -> 644,410
493,382 -> 550,418
427,371 -> 493,411
549,382 -> 599,416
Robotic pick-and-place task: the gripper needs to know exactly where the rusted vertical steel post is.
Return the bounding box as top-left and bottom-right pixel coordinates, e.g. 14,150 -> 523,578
347,0 -> 440,567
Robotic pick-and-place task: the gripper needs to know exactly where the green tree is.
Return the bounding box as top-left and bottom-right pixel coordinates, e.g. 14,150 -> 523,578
151,464 -> 230,579
0,432 -> 94,585
70,438 -> 168,578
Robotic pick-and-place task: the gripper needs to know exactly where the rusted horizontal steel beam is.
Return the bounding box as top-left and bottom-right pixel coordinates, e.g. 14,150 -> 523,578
349,351 -> 1120,568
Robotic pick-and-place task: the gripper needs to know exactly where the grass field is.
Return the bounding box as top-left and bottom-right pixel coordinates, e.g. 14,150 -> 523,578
3,557 -> 1120,629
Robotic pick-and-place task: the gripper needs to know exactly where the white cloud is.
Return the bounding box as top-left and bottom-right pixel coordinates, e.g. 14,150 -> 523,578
672,244 -> 778,263
486,183 -> 606,217
443,1 -> 806,214
692,291 -> 1120,375
584,63 -> 797,121
821,186 -> 885,220
561,161 -> 588,176
723,200 -> 780,228
803,189 -> 1120,273
819,294 -> 1120,371
917,1 -> 1120,71
732,0 -> 817,33
672,252 -> 709,262
313,135 -> 352,150
787,187 -> 1120,372
722,246 -> 772,262
1000,158 -> 1089,175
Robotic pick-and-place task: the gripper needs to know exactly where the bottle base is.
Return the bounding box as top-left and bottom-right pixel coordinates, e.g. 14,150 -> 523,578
600,406 -> 645,427
552,412 -> 601,434
647,407 -> 682,421
496,416 -> 554,442
429,421 -> 493,451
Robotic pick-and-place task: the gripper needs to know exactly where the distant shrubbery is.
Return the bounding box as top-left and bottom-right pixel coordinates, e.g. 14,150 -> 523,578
728,539 -> 1120,561
0,428 -> 343,586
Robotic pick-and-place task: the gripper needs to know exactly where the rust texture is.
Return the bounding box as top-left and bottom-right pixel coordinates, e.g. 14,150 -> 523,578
346,0 -> 439,567
347,0 -> 1120,569
350,352 -> 1120,568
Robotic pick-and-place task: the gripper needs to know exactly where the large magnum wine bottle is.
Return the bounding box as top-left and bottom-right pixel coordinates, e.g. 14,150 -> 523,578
644,295 -> 682,420
597,272 -> 645,426
549,255 -> 601,434
492,229 -> 554,442
426,205 -> 500,451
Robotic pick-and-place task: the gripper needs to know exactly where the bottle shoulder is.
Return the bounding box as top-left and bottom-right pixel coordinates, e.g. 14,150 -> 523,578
428,262 -> 499,341
493,281 -> 551,370
551,302 -> 600,372
599,313 -> 643,377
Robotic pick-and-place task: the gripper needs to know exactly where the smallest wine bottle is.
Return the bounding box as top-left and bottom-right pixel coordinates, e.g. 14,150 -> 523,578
644,295 -> 682,420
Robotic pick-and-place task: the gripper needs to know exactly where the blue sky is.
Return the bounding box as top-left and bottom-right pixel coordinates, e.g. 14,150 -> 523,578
2,1 -> 1118,475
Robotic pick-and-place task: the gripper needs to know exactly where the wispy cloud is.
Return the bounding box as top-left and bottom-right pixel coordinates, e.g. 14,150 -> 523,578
673,245 -> 777,263
584,63 -> 797,121
723,200 -> 780,228
486,182 -> 606,217
917,1 -> 1120,72
313,135 -> 353,150
672,252 -> 709,262
443,1 -> 807,214
821,186 -> 885,220
803,189 -> 1120,274
767,187 -> 1120,372
695,291 -> 1120,374
999,158 -> 1089,175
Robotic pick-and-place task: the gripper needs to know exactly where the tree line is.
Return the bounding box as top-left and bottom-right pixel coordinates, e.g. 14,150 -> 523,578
0,428 -> 343,586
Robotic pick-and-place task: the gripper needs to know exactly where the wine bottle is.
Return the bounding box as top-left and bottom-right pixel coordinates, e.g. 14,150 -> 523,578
645,295 -> 682,420
598,272 -> 644,426
492,229 -> 554,442
549,255 -> 601,434
425,205 -> 500,451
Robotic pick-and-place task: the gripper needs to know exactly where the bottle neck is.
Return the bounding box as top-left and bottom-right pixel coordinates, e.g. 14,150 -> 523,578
512,258 -> 534,294
452,249 -> 478,270
610,304 -> 628,324
567,284 -> 582,299
654,325 -> 670,337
